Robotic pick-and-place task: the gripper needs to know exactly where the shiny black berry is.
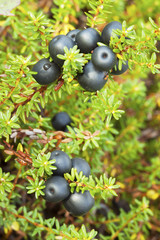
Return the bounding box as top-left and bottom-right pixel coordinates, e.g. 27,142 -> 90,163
44,176 -> 70,203
49,35 -> 75,66
63,190 -> 95,216
50,150 -> 72,176
111,60 -> 128,75
75,28 -> 101,53
102,21 -> 122,45
32,58 -> 61,85
91,46 -> 117,71
66,29 -> 81,43
77,61 -> 108,92
51,112 -> 72,132
71,157 -> 90,177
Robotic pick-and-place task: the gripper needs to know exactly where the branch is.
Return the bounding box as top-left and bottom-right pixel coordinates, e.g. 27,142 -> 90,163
110,207 -> 148,240
91,0 -> 104,28
2,140 -> 32,165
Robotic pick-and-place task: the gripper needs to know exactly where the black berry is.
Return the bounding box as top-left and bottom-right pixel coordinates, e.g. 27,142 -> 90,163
112,198 -> 130,215
95,203 -> 109,218
102,21 -> 122,45
75,28 -> 101,53
49,35 -> 75,66
63,190 -> 95,216
44,176 -> 70,203
50,150 -> 72,176
66,29 -> 81,43
71,157 -> 90,177
111,60 -> 128,75
91,46 -> 117,71
51,112 -> 72,132
77,61 -> 108,92
32,58 -> 61,85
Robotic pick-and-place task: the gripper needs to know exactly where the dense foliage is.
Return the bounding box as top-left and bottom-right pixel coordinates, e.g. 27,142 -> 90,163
0,0 -> 160,239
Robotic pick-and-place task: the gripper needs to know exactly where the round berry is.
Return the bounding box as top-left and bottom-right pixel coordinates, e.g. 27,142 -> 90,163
50,150 -> 72,176
91,46 -> 117,71
111,60 -> 128,75
51,112 -> 72,132
95,203 -> 109,217
49,35 -> 75,66
71,157 -> 90,177
77,61 -> 108,92
63,190 -> 95,216
66,29 -> 81,43
44,176 -> 70,203
32,58 -> 61,85
75,28 -> 101,53
102,21 -> 122,45
112,198 -> 130,215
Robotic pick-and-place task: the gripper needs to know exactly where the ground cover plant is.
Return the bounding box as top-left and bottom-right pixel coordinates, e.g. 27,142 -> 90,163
0,0 -> 160,239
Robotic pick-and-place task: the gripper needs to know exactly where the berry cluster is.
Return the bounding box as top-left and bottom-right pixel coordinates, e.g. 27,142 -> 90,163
32,21 -> 129,92
44,150 -> 94,216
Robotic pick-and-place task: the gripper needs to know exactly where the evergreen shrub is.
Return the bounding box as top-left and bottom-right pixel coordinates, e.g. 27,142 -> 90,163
0,0 -> 160,239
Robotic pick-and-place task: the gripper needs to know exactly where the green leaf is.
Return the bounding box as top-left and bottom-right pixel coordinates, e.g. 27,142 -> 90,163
149,17 -> 158,28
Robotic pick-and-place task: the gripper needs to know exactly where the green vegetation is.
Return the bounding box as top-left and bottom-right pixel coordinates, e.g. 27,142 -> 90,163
0,0 -> 160,239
